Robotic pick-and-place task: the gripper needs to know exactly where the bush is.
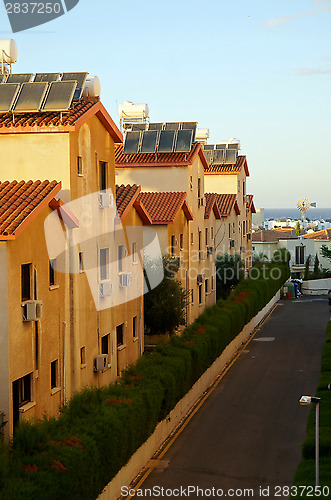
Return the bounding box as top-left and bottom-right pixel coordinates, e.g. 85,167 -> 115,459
0,261 -> 289,499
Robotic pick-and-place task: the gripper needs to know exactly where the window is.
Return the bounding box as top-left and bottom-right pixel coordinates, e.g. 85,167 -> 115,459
118,245 -> 124,272
190,176 -> 193,191
80,346 -> 86,365
205,228 -> 209,246
100,248 -> 109,280
211,276 -> 214,290
49,259 -> 56,286
133,316 -> 137,338
116,323 -> 124,347
238,180 -> 241,192
205,279 -> 209,294
21,263 -> 32,301
198,231 -> 202,251
17,374 -> 32,406
171,235 -> 176,257
243,221 -> 246,237
132,242 -> 137,263
199,285 -> 202,305
198,178 -> 201,198
79,252 -> 84,273
101,334 -> 110,355
295,246 -> 305,265
51,360 -> 58,389
99,161 -> 108,191
179,233 -> 183,250
211,227 -> 214,241
191,232 -> 194,245
191,289 -> 194,304
77,156 -> 83,176
229,223 -> 231,239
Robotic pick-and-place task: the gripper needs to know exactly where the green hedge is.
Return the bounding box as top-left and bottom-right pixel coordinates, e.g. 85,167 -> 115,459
0,262 -> 289,500
291,322 -> 331,498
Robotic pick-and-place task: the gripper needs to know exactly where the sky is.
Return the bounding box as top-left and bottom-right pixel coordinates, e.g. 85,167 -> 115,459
1,0 -> 331,209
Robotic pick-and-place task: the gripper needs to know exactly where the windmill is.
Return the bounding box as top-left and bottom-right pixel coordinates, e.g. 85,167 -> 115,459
297,197 -> 316,221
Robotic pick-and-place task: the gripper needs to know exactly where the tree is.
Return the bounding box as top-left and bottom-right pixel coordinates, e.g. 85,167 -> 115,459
313,254 -> 320,278
216,253 -> 245,300
321,245 -> 331,263
252,252 -> 269,266
144,255 -> 189,335
295,221 -> 301,237
304,255 -> 311,280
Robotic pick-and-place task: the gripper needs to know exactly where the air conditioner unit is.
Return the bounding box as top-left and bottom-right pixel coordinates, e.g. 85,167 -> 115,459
230,240 -> 236,248
247,233 -> 251,240
198,197 -> 205,207
119,272 -> 132,287
100,281 -> 112,297
197,273 -> 205,284
22,300 -> 43,322
99,192 -> 113,209
207,246 -> 214,256
94,354 -> 108,372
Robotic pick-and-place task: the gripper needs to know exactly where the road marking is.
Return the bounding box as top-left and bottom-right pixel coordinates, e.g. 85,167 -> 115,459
123,302 -> 279,499
253,337 -> 275,342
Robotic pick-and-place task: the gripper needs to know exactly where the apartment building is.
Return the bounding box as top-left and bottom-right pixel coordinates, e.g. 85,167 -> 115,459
115,138 -> 216,323
0,78 -> 145,435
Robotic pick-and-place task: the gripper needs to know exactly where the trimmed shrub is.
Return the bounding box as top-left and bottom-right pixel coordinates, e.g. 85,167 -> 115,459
0,261 -> 289,499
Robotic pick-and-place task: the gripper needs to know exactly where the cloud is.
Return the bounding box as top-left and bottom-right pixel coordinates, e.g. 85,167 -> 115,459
264,4 -> 331,28
294,65 -> 331,76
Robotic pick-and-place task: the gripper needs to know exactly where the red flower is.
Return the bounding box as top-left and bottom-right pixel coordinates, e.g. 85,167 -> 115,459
23,464 -> 39,473
52,460 -> 67,472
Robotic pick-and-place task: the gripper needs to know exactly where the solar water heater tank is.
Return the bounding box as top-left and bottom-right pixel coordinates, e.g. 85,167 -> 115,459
84,75 -> 101,97
0,39 -> 18,64
118,101 -> 149,120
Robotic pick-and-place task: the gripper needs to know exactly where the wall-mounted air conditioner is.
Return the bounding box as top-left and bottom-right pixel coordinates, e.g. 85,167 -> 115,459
197,273 -> 205,284
99,192 -> 114,209
207,246 -> 214,256
230,240 -> 236,248
22,300 -> 43,322
94,354 -> 108,372
100,281 -> 112,297
119,272 -> 132,287
247,233 -> 251,240
198,197 -> 205,207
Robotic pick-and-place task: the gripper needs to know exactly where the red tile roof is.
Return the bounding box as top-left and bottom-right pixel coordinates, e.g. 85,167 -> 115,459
115,142 -> 208,169
204,193 -> 222,219
116,184 -> 141,220
252,230 -> 298,242
0,99 -> 122,143
48,198 -> 79,229
0,180 -> 61,239
134,191 -> 193,225
246,194 -> 256,214
214,194 -> 240,217
303,228 -> 331,240
204,155 -> 250,177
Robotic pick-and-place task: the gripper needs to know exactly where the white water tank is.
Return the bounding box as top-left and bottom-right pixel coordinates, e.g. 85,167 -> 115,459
195,128 -> 210,141
84,76 -> 101,97
118,101 -> 149,120
0,39 -> 18,64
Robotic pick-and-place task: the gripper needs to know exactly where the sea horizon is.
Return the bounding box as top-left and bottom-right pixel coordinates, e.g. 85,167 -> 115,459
262,207 -> 331,220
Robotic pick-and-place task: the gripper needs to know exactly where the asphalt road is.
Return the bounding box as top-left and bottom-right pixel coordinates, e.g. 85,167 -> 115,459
133,296 -> 330,499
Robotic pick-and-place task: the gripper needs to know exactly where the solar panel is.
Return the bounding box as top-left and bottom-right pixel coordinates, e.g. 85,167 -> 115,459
0,75 -> 7,84
42,81 -> 77,111
34,73 -> 60,83
6,73 -> 33,84
182,122 -> 197,142
0,83 -> 20,112
132,123 -> 146,131
148,122 -> 163,131
227,143 -> 239,150
157,130 -> 177,153
123,131 -> 141,154
215,144 -> 227,150
203,150 -> 213,164
140,130 -> 159,153
175,129 -> 193,153
204,144 -> 214,150
13,82 -> 49,112
212,149 -> 225,164
61,72 -> 88,99
224,149 -> 237,164
165,122 -> 181,130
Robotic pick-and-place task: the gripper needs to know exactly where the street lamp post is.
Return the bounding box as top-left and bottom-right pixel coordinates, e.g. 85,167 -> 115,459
299,395 -> 321,487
